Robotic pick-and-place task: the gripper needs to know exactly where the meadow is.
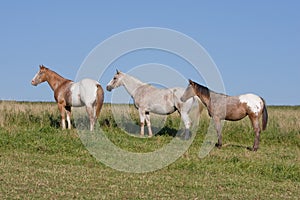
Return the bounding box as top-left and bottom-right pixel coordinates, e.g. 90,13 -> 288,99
0,101 -> 299,199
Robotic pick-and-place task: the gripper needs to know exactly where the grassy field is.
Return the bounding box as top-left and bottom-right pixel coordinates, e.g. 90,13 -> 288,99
0,101 -> 299,199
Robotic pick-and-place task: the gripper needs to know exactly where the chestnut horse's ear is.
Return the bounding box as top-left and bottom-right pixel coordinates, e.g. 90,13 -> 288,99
188,79 -> 193,85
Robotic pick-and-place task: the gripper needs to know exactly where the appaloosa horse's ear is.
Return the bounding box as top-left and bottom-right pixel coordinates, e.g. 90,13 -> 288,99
116,69 -> 120,74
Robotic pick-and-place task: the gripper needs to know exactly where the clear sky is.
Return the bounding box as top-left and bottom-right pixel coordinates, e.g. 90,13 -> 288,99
0,0 -> 299,105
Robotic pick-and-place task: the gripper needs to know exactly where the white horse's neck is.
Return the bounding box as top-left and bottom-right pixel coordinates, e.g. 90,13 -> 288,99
121,74 -> 146,97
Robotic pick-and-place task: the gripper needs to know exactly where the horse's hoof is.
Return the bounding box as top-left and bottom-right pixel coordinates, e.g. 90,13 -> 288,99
215,143 -> 222,149
183,136 -> 190,140
252,147 -> 258,151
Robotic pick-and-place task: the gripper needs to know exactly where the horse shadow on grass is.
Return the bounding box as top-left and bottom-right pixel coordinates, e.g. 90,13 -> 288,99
222,143 -> 253,151
48,114 -> 61,129
104,120 -> 180,138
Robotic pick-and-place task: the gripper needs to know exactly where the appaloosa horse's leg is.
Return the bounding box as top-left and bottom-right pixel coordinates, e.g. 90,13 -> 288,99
213,117 -> 222,148
145,112 -> 153,137
250,115 -> 261,151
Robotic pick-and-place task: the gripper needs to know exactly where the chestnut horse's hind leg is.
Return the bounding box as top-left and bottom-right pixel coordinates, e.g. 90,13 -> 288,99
58,103 -> 66,129
86,105 -> 96,131
250,115 -> 261,151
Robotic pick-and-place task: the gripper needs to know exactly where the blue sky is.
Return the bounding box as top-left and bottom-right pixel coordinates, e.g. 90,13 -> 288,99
0,1 -> 299,105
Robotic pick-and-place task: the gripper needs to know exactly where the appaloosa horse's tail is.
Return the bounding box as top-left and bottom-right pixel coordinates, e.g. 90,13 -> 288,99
261,98 -> 268,131
96,84 -> 104,118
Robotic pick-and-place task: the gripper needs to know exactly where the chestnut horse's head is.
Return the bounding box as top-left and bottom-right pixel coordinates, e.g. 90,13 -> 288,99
31,65 -> 48,86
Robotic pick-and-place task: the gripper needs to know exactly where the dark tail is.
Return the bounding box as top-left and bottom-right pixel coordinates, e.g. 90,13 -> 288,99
96,84 -> 104,118
261,98 -> 268,130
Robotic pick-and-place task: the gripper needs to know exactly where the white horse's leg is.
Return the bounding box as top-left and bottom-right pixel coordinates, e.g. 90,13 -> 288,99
181,111 -> 191,139
145,112 -> 153,137
138,109 -> 145,136
179,98 -> 193,139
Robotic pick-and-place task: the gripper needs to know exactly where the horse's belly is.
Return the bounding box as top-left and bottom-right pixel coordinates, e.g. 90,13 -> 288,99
146,103 -> 176,115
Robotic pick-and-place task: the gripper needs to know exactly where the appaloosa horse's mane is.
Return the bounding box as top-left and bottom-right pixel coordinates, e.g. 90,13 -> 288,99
190,80 -> 210,106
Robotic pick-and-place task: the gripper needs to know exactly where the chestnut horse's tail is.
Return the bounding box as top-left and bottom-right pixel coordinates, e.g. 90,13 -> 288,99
96,84 -> 104,118
261,98 -> 268,130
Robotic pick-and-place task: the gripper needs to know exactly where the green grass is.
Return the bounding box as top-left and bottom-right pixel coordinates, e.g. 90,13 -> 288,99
0,101 -> 299,199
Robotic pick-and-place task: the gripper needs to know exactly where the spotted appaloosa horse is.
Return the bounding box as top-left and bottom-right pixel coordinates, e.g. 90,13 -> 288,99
31,65 -> 104,131
106,70 -> 201,139
181,79 -> 268,151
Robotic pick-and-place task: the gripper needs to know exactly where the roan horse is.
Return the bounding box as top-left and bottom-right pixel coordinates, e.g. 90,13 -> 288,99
106,70 -> 201,139
181,80 -> 268,151
31,65 -> 104,131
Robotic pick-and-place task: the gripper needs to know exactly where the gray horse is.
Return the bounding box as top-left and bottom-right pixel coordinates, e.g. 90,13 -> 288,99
106,70 -> 201,139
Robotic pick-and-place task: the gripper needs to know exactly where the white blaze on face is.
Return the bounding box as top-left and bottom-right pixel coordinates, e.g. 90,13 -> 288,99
239,94 -> 263,115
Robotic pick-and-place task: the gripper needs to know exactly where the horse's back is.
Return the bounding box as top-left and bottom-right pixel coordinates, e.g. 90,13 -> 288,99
71,79 -> 100,107
238,93 -> 264,115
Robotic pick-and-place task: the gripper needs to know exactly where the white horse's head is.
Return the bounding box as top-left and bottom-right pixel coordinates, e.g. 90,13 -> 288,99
106,70 -> 125,91
31,65 -> 48,86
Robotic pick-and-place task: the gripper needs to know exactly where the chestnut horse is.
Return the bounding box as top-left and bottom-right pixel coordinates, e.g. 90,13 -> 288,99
181,80 -> 268,151
31,65 -> 104,131
106,70 -> 201,139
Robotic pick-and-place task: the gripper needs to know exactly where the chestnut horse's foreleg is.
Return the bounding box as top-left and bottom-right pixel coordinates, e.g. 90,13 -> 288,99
65,106 -> 72,129
58,103 -> 66,129
145,112 -> 153,137
213,117 -> 222,148
250,115 -> 261,151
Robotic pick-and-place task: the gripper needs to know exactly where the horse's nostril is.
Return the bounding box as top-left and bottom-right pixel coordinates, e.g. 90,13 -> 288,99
106,86 -> 112,91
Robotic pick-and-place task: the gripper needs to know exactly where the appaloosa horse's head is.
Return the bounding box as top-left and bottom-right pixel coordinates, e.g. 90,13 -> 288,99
31,65 -> 48,86
106,70 -> 125,91
181,79 -> 197,102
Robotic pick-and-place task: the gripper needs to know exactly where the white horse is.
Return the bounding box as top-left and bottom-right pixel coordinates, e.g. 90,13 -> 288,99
106,70 -> 201,139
